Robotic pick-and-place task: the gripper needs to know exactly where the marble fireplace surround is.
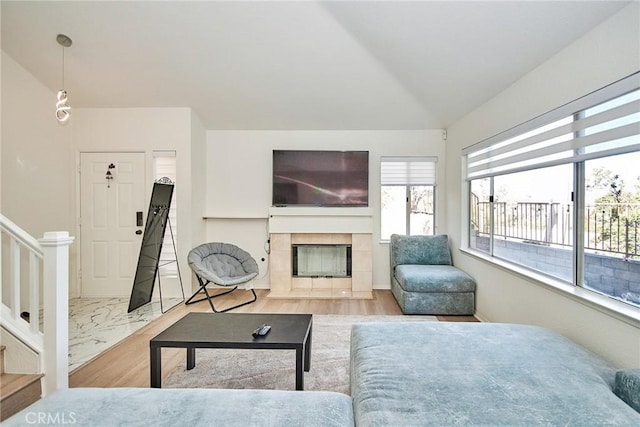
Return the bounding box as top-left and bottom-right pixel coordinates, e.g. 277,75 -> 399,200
267,207 -> 373,299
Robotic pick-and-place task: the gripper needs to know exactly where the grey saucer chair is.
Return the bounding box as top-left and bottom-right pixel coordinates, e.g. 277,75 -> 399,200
186,242 -> 259,312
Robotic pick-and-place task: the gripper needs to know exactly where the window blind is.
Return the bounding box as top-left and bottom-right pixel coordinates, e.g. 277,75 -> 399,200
464,72 -> 640,180
381,156 -> 437,185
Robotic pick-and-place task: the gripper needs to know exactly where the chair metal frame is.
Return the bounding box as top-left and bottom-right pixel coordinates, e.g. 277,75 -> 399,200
185,274 -> 257,313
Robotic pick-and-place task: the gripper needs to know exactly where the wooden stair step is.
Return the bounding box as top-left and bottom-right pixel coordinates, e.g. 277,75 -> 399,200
0,345 -> 5,375
0,372 -> 43,421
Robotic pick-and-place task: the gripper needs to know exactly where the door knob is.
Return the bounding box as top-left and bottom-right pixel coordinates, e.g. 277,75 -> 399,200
135,230 -> 142,235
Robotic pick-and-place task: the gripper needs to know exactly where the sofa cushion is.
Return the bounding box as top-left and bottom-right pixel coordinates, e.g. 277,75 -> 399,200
4,388 -> 354,427
391,280 -> 475,315
615,369 -> 640,413
390,234 -> 452,267
350,322 -> 640,426
394,265 -> 476,293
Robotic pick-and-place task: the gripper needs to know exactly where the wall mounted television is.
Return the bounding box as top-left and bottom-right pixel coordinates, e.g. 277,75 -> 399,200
272,150 -> 369,207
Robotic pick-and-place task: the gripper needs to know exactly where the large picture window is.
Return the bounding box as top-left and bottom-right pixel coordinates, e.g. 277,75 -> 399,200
381,156 -> 436,240
464,72 -> 640,309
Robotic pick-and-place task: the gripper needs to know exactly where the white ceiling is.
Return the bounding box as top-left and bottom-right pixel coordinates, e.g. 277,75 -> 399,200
1,1 -> 631,130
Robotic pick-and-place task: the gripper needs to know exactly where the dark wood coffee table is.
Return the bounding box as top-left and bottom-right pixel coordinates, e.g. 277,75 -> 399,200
150,312 -> 313,390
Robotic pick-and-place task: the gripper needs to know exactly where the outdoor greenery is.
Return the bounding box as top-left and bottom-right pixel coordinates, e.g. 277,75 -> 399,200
587,168 -> 640,259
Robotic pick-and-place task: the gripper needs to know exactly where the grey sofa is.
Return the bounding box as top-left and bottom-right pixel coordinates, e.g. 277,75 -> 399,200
6,323 -> 640,426
351,322 -> 640,426
390,234 -> 476,315
3,388 -> 353,426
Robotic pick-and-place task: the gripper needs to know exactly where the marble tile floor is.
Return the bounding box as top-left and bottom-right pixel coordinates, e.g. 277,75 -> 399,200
69,297 -> 182,372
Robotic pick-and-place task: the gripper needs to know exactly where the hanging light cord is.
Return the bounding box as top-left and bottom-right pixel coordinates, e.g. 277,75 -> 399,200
61,46 -> 65,88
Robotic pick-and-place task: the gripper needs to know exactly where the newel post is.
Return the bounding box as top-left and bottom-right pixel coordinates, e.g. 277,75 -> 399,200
39,231 -> 74,395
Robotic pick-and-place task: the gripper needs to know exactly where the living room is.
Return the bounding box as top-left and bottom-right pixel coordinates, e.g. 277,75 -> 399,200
1,1 -> 639,423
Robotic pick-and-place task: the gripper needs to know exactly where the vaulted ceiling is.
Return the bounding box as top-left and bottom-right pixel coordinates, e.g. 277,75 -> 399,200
1,1 -> 631,130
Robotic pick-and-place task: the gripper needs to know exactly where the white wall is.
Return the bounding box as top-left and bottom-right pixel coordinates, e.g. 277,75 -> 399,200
72,107 -> 202,297
205,130 -> 445,288
188,112 -> 208,291
1,51 -> 76,303
445,3 -> 640,367
190,113 -> 207,247
1,52 -> 74,240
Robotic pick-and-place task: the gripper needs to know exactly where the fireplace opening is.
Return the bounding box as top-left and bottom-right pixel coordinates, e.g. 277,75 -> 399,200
292,244 -> 352,278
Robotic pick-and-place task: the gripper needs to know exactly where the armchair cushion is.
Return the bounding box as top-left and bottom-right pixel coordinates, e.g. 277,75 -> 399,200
395,265 -> 476,293
390,234 -> 451,267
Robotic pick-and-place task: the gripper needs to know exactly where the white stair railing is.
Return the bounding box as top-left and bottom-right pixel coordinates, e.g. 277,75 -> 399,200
0,215 -> 44,351
0,213 -> 74,394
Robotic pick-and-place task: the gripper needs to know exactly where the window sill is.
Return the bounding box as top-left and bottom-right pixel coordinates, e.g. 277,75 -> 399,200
459,247 -> 640,329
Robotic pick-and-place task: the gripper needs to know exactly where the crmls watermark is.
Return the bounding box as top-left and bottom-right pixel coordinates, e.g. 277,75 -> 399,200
24,412 -> 77,424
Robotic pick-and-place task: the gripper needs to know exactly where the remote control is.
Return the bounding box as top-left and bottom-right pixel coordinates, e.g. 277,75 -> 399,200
252,324 -> 271,337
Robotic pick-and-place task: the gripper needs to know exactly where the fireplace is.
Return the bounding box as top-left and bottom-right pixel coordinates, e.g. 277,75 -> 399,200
267,207 -> 373,299
292,244 -> 352,278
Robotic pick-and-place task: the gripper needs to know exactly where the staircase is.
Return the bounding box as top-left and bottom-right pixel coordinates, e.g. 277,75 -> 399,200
0,214 -> 74,421
0,345 -> 43,421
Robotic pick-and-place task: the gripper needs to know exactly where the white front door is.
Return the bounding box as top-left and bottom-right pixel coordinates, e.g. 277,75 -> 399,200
80,152 -> 146,297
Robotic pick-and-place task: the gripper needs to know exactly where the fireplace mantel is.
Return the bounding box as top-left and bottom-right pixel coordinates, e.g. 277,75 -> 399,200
268,207 -> 373,234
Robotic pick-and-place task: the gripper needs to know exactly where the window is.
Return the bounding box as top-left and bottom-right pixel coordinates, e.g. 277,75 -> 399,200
584,152 -> 640,306
381,156 -> 436,240
464,72 -> 640,309
153,151 -> 178,278
469,177 -> 490,254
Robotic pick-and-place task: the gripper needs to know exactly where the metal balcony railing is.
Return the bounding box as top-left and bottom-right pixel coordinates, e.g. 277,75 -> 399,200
471,198 -> 640,259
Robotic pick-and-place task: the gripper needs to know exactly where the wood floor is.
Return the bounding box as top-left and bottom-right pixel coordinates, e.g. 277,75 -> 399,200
69,289 -> 477,388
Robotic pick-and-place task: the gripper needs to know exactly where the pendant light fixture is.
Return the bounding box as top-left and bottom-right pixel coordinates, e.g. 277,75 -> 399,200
55,33 -> 72,124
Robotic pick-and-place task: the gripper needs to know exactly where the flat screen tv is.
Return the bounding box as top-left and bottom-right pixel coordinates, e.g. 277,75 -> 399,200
272,150 -> 369,207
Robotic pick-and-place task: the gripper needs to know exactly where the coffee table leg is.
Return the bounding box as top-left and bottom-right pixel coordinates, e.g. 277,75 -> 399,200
150,347 -> 161,388
304,326 -> 312,372
296,347 -> 304,390
187,347 -> 195,370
